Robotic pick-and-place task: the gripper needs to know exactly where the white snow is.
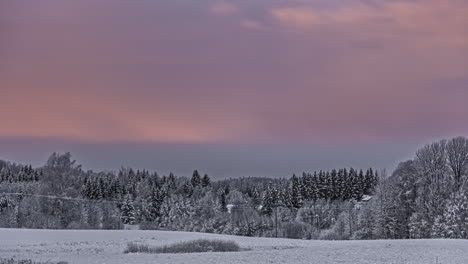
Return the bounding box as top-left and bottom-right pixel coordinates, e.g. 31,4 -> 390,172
1,228 -> 467,264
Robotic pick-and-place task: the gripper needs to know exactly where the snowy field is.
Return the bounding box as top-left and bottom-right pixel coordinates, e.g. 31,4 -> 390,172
1,229 -> 467,264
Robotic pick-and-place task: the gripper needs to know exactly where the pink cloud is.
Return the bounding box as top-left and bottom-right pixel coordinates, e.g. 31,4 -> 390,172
270,0 -> 468,46
210,2 -> 239,16
271,8 -> 323,27
1,0 -> 467,144
240,19 -> 263,30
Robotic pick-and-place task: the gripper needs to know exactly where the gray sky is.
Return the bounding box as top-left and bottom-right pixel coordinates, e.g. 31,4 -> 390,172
0,137 -> 421,178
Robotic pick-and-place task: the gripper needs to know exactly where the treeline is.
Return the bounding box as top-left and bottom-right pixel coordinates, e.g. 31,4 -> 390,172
1,136 -> 467,240
0,152 -> 378,238
0,164 -> 41,183
79,168 -> 378,204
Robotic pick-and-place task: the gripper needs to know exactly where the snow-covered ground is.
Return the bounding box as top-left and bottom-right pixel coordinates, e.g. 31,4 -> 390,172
1,228 -> 467,264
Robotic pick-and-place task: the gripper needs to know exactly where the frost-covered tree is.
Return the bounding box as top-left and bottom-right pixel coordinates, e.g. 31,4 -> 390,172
201,174 -> 211,187
191,170 -> 202,187
354,204 -> 376,239
218,188 -> 228,212
414,141 -> 451,229
446,137 -> 468,189
42,152 -> 83,196
390,160 -> 419,238
143,188 -> 165,222
183,181 -> 193,197
290,174 -> 303,209
261,184 -> 277,216
120,195 -> 136,225
440,192 -> 468,238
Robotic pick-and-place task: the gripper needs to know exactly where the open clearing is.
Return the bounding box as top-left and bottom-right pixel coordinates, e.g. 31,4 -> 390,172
1,229 -> 467,264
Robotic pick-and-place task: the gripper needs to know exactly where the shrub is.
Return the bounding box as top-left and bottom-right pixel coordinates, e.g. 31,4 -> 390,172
124,239 -> 241,254
283,222 -> 308,239
0,259 -> 67,264
319,212 -> 350,240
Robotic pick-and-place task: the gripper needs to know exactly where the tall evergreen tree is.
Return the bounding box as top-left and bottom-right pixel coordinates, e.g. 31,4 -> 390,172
120,195 -> 136,225
191,170 -> 202,187
218,188 -> 228,212
261,184 -> 277,216
201,174 -> 211,187
290,174 -> 303,209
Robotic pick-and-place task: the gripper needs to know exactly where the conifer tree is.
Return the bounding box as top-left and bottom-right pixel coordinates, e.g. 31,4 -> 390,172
290,174 -> 303,209
183,181 -> 193,197
261,184 -> 277,216
218,188 -> 228,212
191,170 -> 202,187
120,195 -> 136,225
201,174 -> 211,187
330,169 -> 338,200
144,187 -> 165,221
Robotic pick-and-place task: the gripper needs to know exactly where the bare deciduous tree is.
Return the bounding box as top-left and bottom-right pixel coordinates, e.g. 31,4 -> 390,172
446,136 -> 468,188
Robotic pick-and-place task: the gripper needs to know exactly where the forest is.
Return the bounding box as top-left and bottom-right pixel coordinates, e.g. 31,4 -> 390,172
0,136 -> 467,240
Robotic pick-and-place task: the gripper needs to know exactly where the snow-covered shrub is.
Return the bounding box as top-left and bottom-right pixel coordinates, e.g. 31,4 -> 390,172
282,221 -> 309,239
319,212 -> 350,240
124,239 -> 241,254
408,213 -> 430,239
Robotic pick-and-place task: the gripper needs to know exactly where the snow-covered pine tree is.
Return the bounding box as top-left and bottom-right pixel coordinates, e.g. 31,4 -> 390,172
330,169 -> 338,200
341,169 -> 351,200
183,181 -> 194,197
144,187 -> 165,221
120,194 -> 136,225
290,174 -> 303,209
250,186 -> 261,207
201,174 -> 211,187
191,170 -> 202,187
218,188 -> 228,212
261,184 -> 277,216
311,171 -> 319,201
301,172 -> 311,201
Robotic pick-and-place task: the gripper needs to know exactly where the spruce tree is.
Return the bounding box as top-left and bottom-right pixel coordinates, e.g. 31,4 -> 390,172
201,174 -> 211,187
145,188 -> 165,221
183,181 -> 193,197
330,169 -> 338,200
290,174 -> 303,209
191,170 -> 202,187
218,188 -> 228,212
120,195 -> 136,225
261,184 -> 277,216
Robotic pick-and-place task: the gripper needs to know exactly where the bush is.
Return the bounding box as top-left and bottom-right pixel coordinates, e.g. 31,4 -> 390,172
124,239 -> 241,254
319,212 -> 350,240
283,222 -> 309,239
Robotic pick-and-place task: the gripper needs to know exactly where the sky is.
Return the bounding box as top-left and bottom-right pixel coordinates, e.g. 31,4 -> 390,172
1,0 -> 467,178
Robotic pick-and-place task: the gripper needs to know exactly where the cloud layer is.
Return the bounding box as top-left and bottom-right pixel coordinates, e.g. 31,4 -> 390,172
1,0 -> 467,145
